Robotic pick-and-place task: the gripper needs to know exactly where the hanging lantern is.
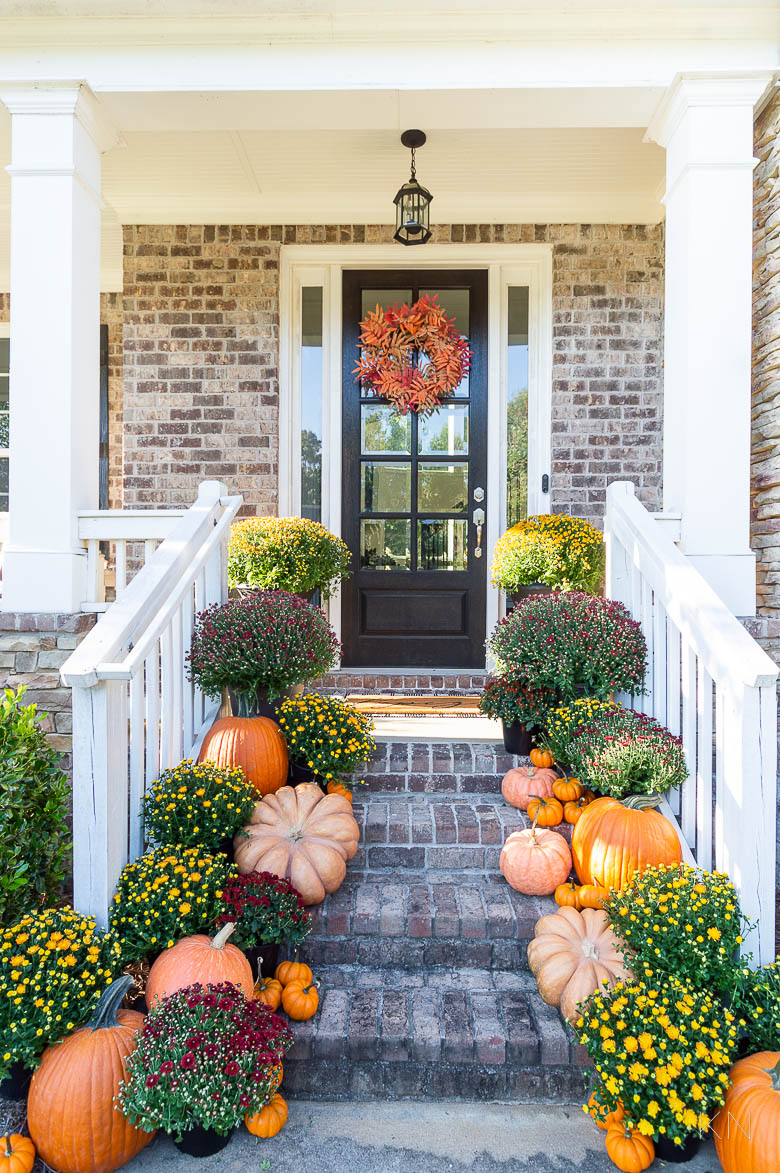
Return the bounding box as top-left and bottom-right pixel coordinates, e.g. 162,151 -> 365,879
393,129 -> 432,246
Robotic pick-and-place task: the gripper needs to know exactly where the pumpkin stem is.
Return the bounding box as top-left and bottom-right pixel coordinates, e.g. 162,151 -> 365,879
4,1136 -> 12,1158
87,974 -> 134,1031
623,793 -> 662,811
766,1057 -> 780,1090
211,922 -> 236,950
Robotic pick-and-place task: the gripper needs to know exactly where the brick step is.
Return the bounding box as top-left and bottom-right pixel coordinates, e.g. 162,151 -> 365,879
283,965 -> 588,1102
304,878 -> 555,972
363,740 -> 526,795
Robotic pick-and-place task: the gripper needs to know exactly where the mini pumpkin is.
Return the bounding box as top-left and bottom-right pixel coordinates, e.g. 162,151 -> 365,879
554,880 -> 581,910
245,1093 -> 288,1138
605,1120 -> 654,1172
501,765 -> 557,811
27,976 -> 155,1173
527,794 -> 563,827
577,884 -> 610,910
281,979 -> 320,1021
530,747 -> 555,769
275,957 -> 313,987
553,776 -> 584,803
254,965 -> 283,1011
586,1089 -> 624,1131
527,906 -> 632,1023
326,780 -> 353,802
573,795 -> 682,890
499,816 -> 572,896
146,921 -> 253,1008
713,1052 -> 780,1173
199,715 -> 289,796
563,797 -> 590,825
0,1136 -> 35,1173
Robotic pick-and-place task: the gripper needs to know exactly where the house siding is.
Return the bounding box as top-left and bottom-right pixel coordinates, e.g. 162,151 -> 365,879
120,222 -> 665,525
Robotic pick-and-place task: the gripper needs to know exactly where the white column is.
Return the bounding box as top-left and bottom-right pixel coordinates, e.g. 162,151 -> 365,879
0,83 -> 118,613
647,74 -> 773,617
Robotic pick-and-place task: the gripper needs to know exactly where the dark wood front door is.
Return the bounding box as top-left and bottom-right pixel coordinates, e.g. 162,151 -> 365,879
341,269 -> 488,668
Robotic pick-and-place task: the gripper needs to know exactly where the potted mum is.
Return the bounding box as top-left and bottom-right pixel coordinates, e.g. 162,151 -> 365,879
277,693 -> 375,792
187,590 -> 340,718
118,981 -> 293,1157
492,514 -> 605,605
478,677 -> 557,755
141,759 -> 257,857
215,871 -> 312,977
227,516 -> 352,601
487,592 -> 647,704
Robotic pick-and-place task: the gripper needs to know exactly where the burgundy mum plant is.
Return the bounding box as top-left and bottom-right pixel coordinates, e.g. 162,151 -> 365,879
487,591 -> 647,702
118,981 -> 293,1139
216,871 -> 312,951
187,589 -> 340,701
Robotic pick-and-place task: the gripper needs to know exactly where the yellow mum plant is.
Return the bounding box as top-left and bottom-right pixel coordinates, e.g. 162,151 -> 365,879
228,516 -> 351,599
491,514 -> 604,594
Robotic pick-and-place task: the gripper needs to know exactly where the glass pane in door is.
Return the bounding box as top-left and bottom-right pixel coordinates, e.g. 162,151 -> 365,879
420,287 -> 470,395
360,519 -> 411,570
418,405 -> 469,455
418,519 -> 468,570
361,462 -> 411,512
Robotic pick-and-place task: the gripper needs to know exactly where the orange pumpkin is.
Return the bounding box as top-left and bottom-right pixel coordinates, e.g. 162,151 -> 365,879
254,966 -> 283,1011
326,780 -> 353,802
275,957 -> 313,987
586,1089 -> 624,1131
582,788 -> 597,803
269,1062 -> 284,1094
527,794 -> 563,827
530,747 -> 555,769
554,880 -> 582,910
281,979 -> 320,1021
499,817 -> 572,896
501,765 -> 557,811
553,776 -> 584,803
605,1120 -> 654,1172
199,715 -> 288,796
235,783 -> 360,905
572,795 -> 682,890
0,1136 -> 35,1173
713,1052 -> 780,1173
564,797 -> 589,825
27,976 -> 155,1173
245,1093 -> 288,1138
145,921 -> 254,1008
577,884 -> 609,910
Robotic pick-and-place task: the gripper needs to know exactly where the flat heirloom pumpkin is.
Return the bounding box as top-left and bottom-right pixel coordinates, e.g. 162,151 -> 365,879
713,1051 -> 780,1173
527,906 -> 632,1023
27,976 -> 155,1173
235,783 -> 359,905
572,794 -> 682,890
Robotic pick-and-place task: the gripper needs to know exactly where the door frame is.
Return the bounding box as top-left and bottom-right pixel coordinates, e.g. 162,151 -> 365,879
279,242 -> 553,657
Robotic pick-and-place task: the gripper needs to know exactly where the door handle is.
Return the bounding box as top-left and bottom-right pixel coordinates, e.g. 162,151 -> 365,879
473,507 -> 485,559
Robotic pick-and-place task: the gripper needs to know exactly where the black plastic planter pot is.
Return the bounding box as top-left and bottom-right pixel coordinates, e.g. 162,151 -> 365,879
502,720 -> 533,756
289,761 -> 325,789
215,834 -> 235,863
506,583 -> 552,613
653,1132 -> 703,1163
172,1126 -> 233,1158
243,942 -> 280,980
0,1059 -> 31,1100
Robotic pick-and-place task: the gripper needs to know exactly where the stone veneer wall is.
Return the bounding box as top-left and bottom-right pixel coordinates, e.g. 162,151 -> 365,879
121,222 -> 664,524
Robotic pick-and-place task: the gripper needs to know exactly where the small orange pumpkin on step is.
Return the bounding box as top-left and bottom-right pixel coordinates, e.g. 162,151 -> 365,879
275,956 -> 313,987
245,1093 -> 288,1138
281,978 -> 320,1021
552,776 -> 584,803
254,962 -> 283,1011
526,794 -> 563,827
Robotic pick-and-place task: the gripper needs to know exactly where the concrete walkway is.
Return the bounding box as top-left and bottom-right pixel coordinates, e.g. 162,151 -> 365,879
124,1100 -> 724,1172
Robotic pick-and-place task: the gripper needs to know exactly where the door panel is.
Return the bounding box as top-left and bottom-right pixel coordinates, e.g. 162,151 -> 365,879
341,269 -> 488,668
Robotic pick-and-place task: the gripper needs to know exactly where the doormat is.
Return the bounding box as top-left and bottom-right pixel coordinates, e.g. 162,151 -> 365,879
345,694 -> 482,716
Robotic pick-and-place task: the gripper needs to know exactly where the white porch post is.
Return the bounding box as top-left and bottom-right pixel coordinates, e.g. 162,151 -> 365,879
647,74 -> 773,617
0,83 -> 118,612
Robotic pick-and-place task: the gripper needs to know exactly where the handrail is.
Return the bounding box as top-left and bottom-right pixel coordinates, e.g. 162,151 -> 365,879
607,482 -> 778,689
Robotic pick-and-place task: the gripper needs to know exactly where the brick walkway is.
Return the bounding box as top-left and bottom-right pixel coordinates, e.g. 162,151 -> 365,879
285,740 -> 586,1103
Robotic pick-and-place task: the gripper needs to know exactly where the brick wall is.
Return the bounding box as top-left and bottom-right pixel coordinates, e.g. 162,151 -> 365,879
121,222 -> 665,524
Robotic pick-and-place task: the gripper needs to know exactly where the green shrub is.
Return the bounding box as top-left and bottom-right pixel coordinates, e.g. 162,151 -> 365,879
0,688 -> 70,927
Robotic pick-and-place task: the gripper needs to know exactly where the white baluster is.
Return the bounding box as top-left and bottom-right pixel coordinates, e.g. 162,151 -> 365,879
171,605 -> 183,764
696,662 -> 714,870
680,642 -> 697,847
115,540 -> 127,599
160,623 -> 173,769
128,669 -> 145,861
145,644 -> 160,785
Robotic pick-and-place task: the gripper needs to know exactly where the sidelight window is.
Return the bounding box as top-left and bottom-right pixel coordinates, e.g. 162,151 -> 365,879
506,286 -> 529,527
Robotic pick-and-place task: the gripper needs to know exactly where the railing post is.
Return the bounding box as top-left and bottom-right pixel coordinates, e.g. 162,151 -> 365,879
71,679 -> 129,928
605,483 -> 633,610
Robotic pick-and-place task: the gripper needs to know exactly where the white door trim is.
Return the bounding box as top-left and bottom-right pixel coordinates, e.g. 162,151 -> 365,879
279,242 -> 553,653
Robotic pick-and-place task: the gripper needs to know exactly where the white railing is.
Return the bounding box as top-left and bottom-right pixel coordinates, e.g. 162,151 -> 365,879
61,481 -> 242,927
606,481 -> 778,963
77,509 -> 186,611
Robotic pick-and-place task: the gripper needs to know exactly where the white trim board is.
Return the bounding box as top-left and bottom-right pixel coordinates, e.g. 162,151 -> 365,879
279,242 -> 554,655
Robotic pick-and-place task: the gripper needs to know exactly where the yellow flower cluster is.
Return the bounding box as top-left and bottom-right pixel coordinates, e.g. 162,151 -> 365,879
492,513 -> 605,594
540,697 -> 618,762
227,515 -> 351,599
110,845 -> 235,963
142,758 -> 256,853
278,692 -> 375,783
0,907 -> 121,1076
578,971 -> 738,1146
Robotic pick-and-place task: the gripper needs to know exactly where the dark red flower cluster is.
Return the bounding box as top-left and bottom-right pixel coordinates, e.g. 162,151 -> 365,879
478,677 -> 557,729
215,871 -> 312,951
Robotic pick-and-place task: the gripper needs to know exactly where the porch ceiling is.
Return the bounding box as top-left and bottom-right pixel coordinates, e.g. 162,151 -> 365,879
0,87 -> 666,291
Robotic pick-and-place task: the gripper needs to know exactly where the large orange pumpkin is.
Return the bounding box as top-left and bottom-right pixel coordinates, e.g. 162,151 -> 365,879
145,921 -> 254,1008
235,783 -> 359,905
713,1052 -> 780,1173
27,976 -> 155,1173
199,715 -> 288,795
499,819 -> 572,895
572,795 -> 682,890
501,765 -> 557,811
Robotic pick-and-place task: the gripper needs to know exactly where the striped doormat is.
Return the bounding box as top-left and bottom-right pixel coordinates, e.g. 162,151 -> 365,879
346,693 -> 482,717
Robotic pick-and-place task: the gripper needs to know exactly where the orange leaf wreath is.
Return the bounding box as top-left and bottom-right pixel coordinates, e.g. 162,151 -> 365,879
354,293 -> 472,415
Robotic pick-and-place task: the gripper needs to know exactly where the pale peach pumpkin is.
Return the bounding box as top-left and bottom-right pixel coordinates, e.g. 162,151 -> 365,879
501,765 -> 557,810
499,823 -> 572,895
527,905 -> 632,1023
235,783 -> 359,905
